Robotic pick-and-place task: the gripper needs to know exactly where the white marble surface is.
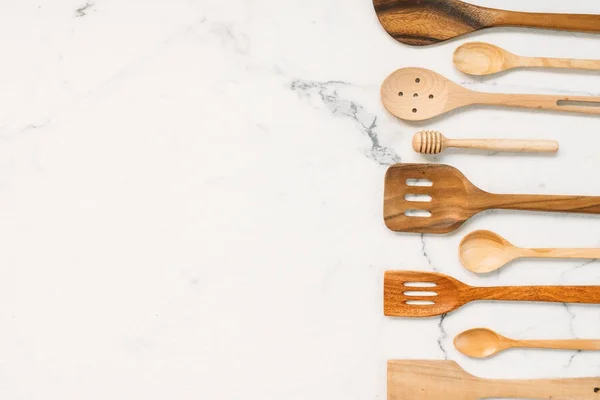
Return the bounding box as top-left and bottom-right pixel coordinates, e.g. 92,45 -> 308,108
2,0 -> 600,398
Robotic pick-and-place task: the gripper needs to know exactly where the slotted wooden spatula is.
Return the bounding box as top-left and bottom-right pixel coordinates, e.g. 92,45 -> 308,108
374,0 -> 600,46
384,164 -> 600,234
384,271 -> 600,318
388,360 -> 600,399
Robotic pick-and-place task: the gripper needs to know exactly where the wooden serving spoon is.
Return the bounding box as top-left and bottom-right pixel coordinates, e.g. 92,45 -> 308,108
384,270 -> 600,318
373,0 -> 600,46
454,42 -> 600,76
454,327 -> 600,359
385,164 -> 600,234
388,360 -> 600,399
459,230 -> 600,273
381,67 -> 600,122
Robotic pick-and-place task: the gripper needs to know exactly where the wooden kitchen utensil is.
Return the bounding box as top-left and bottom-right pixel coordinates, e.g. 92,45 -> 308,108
384,270 -> 600,318
454,327 -> 600,358
388,360 -> 600,399
459,230 -> 600,273
384,163 -> 600,234
373,0 -> 600,46
454,42 -> 600,76
412,130 -> 558,154
381,67 -> 600,122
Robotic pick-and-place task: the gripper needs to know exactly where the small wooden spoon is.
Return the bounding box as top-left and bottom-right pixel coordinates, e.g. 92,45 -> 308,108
381,67 -> 600,121
454,328 -> 600,359
454,42 -> 600,76
459,230 -> 600,274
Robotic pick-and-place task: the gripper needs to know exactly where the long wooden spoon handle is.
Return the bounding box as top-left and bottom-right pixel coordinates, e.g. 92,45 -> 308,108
526,248 -> 600,259
494,10 -> 600,33
516,339 -> 600,351
484,377 -> 600,399
477,92 -> 600,115
480,193 -> 600,214
522,56 -> 600,71
446,138 -> 558,153
471,286 -> 600,303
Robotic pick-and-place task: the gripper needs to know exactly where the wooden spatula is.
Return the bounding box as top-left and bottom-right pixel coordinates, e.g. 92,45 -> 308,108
381,67 -> 600,122
388,360 -> 600,399
373,0 -> 600,46
384,271 -> 600,318
384,163 -> 600,234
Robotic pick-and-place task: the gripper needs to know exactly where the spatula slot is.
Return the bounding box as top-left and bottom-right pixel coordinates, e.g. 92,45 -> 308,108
406,300 -> 435,306
406,178 -> 433,187
557,99 -> 600,108
404,210 -> 432,218
404,291 -> 438,297
405,194 -> 432,202
404,282 -> 437,288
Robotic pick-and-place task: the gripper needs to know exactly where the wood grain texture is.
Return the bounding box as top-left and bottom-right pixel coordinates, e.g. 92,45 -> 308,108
459,230 -> 600,273
388,360 -> 600,399
384,163 -> 600,234
374,0 -> 600,46
384,270 -> 600,318
454,42 -> 600,76
381,67 -> 600,121
412,130 -> 558,154
454,327 -> 600,358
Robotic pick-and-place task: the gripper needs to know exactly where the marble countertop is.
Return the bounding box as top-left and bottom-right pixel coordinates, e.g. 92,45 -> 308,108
2,0 -> 600,398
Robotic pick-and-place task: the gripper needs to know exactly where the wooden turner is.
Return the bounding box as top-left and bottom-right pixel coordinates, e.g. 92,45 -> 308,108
388,360 -> 600,399
384,163 -> 600,234
384,271 -> 600,318
381,67 -> 600,121
373,0 -> 600,46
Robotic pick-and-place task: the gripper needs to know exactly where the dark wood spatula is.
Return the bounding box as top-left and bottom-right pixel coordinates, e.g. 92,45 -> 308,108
373,0 -> 600,46
388,360 -> 600,399
384,163 -> 600,234
384,271 -> 600,318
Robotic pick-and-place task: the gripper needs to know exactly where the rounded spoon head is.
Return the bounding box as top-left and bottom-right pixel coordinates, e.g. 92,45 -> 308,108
454,328 -> 509,358
453,42 -> 519,76
381,67 -> 468,121
459,230 -> 520,274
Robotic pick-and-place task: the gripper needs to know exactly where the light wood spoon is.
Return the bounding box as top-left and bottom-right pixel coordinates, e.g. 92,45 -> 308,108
459,230 -> 600,274
413,130 -> 558,154
454,328 -> 600,359
381,67 -> 600,121
454,42 -> 600,76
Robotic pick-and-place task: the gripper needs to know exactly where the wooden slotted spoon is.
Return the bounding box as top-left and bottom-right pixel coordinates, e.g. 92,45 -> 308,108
384,163 -> 600,234
381,67 -> 600,121
384,271 -> 600,318
373,0 -> 600,46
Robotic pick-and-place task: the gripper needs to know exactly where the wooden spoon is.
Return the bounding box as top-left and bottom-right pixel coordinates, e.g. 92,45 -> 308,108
459,230 -> 600,273
381,67 -> 600,122
373,0 -> 600,46
388,360 -> 600,399
384,164 -> 600,234
454,327 -> 600,359
384,270 -> 600,318
454,42 -> 600,76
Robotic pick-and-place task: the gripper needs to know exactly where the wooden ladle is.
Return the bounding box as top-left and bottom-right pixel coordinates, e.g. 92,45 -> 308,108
459,230 -> 600,274
454,42 -> 600,76
454,328 -> 600,359
373,0 -> 600,46
381,67 -> 600,121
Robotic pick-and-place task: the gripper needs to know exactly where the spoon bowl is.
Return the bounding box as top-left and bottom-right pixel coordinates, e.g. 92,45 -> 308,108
453,42 -> 519,76
453,328 -> 507,358
459,230 -> 521,273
